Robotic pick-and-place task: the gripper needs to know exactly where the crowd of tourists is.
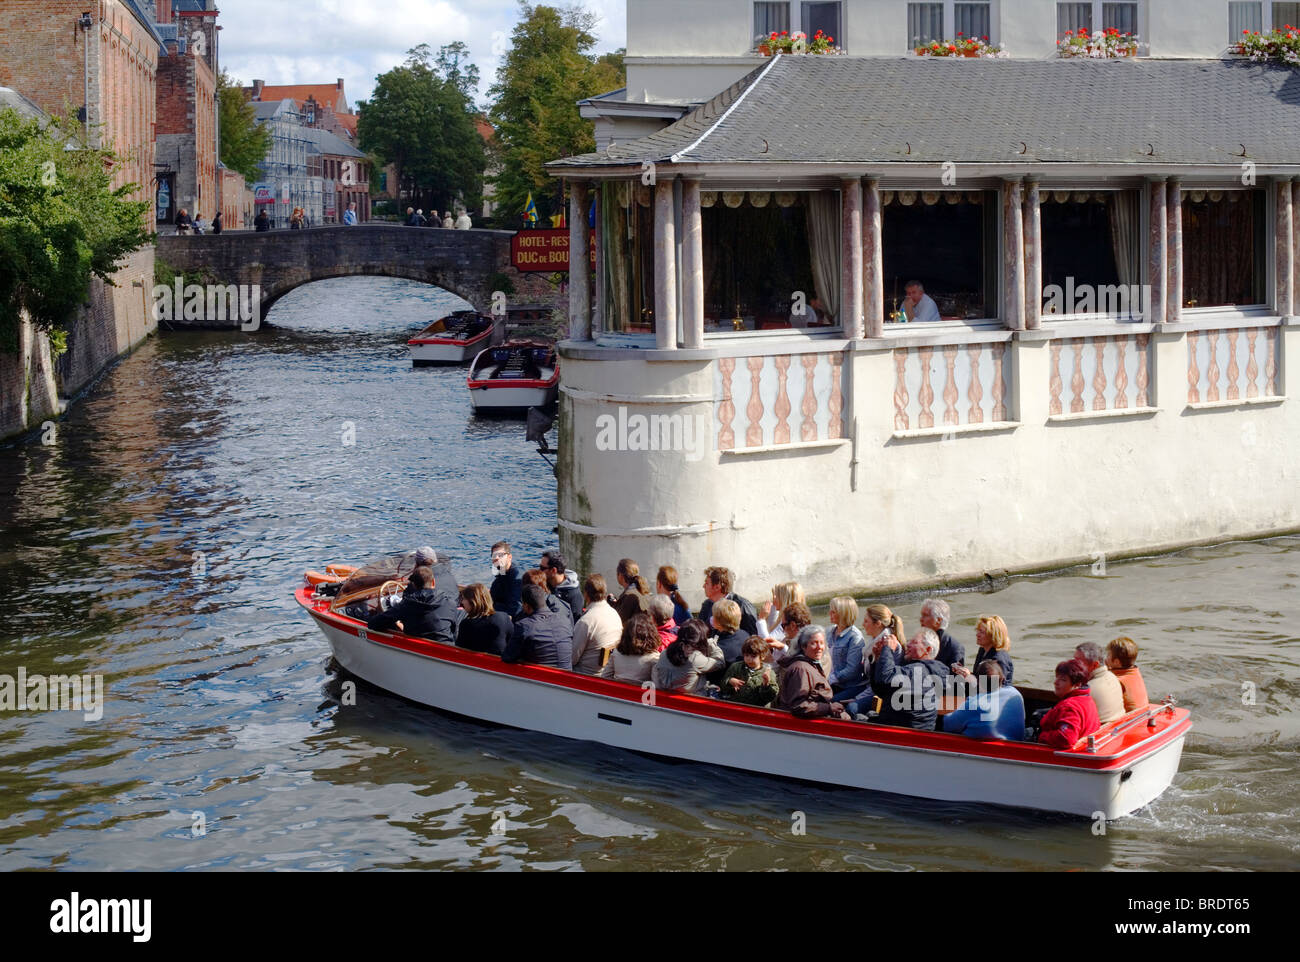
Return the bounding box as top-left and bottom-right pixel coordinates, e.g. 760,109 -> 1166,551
365,544 -> 1153,748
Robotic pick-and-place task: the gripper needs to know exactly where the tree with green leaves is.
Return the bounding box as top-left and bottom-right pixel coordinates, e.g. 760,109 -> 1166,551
357,45 -> 487,216
0,108 -> 151,353
217,72 -> 271,183
487,3 -> 625,226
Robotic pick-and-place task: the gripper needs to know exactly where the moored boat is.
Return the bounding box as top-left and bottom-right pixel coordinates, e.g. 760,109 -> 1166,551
297,564 -> 1190,819
408,311 -> 498,365
466,338 -> 559,412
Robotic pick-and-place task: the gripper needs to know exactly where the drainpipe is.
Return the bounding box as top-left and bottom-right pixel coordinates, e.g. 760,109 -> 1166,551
78,12 -> 94,138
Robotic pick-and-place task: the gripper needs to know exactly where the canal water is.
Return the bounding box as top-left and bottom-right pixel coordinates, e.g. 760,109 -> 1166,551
0,276 -> 1295,871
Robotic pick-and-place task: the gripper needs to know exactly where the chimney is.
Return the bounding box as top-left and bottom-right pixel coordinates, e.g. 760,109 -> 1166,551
337,78 -> 344,90
252,79 -> 264,100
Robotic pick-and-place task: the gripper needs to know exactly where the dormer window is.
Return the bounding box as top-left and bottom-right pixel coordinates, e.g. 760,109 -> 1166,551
754,2 -> 844,50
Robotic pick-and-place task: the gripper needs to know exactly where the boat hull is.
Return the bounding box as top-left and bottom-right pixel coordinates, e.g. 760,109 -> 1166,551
300,590 -> 1189,819
409,327 -> 493,366
467,381 -> 558,410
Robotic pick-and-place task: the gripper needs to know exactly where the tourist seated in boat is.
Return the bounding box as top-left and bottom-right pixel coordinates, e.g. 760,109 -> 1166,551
455,583 -> 513,657
521,569 -> 574,627
953,614 -> 1014,684
572,574 -> 624,674
1074,642 -> 1125,723
696,566 -> 760,637
844,603 -> 905,716
1037,658 -> 1101,749
710,599 -> 751,664
652,619 -> 724,695
826,596 -> 869,704
719,637 -> 780,708
599,612 -> 662,684
1106,636 -> 1150,712
869,628 -> 951,730
646,594 -> 679,651
776,626 -> 852,720
940,661 -> 1025,741
613,558 -> 652,623
755,581 -> 805,652
490,542 -> 523,617
540,550 -> 584,620
366,565 -> 461,644
919,598 -> 965,669
503,585 -> 573,668
655,565 -> 692,626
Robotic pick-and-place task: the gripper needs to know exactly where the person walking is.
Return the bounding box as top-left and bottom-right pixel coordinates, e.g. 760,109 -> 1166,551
211,211 -> 223,234
254,209 -> 270,232
175,208 -> 192,235
455,209 -> 472,230
343,202 -> 358,226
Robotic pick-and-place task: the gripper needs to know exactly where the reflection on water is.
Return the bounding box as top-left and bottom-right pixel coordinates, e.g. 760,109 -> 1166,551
0,277 -> 1297,870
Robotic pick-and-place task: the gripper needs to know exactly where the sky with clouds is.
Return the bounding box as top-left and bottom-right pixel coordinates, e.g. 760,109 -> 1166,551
216,0 -> 627,110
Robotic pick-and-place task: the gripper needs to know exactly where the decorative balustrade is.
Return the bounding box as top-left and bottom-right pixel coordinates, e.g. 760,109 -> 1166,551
714,351 -> 845,452
892,340 -> 1012,433
1047,332 -> 1154,416
1186,325 -> 1280,405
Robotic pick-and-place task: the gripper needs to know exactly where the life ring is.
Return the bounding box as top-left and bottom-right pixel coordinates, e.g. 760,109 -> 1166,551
305,563 -> 358,586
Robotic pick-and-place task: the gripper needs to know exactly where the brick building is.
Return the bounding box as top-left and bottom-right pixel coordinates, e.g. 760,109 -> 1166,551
154,34 -> 217,226
249,78 -> 356,143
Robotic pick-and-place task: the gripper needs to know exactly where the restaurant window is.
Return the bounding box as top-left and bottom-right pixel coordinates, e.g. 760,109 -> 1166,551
1040,190 -> 1142,318
700,190 -> 838,333
754,1 -> 790,39
882,190 -> 997,322
600,181 -> 656,335
1182,189 -> 1267,309
909,3 -> 944,46
955,2 -> 992,39
802,1 -> 842,43
1230,1 -> 1264,37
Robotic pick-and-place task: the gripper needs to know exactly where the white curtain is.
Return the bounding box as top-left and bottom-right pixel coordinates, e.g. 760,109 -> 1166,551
1109,191 -> 1139,291
805,191 -> 841,324
908,3 -> 944,46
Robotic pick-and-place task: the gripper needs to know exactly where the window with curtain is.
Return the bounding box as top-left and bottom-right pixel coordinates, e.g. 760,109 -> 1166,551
1182,190 -> 1266,308
1040,190 -> 1142,317
1274,2 -> 1300,26
1058,2 -> 1093,34
1102,2 -> 1138,31
1230,1 -> 1264,37
955,2 -> 992,39
600,181 -> 656,335
909,3 -> 944,46
882,191 -> 997,322
802,2 -> 842,43
755,1 -> 790,39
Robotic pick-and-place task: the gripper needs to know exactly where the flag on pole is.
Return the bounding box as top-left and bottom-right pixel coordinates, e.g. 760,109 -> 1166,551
549,212 -> 565,229
523,193 -> 538,225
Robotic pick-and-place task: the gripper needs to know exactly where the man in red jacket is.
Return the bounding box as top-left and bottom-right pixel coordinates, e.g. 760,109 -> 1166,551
1038,658 -> 1101,749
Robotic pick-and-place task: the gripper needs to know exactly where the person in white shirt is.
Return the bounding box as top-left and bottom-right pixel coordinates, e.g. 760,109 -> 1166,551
571,574 -> 623,674
454,209 -> 472,230
902,280 -> 941,323
342,202 -> 358,226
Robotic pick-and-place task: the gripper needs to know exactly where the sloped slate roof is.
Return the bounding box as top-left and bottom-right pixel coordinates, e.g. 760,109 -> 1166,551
552,56 -> 1300,168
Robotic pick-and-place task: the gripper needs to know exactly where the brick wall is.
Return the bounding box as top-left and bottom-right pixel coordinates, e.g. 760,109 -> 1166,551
156,47 -> 217,219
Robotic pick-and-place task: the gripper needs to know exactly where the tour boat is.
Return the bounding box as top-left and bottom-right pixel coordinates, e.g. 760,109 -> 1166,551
466,338 -> 559,412
408,311 -> 499,365
296,557 -> 1191,819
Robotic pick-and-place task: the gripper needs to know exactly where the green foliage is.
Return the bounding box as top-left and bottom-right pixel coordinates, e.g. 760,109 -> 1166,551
0,108 -> 151,351
486,271 -> 516,297
358,44 -> 487,215
487,3 -> 626,226
217,72 -> 272,182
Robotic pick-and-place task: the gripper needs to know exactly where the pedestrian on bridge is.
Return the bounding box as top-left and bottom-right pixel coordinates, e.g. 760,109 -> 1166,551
343,202 -> 358,226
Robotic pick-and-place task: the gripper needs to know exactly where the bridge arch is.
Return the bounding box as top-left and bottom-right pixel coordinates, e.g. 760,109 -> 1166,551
256,267 -> 481,320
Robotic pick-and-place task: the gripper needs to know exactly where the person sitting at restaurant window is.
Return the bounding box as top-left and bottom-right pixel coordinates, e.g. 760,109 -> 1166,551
1038,658 -> 1101,749
646,594 -> 679,651
652,619 -> 724,696
521,568 -> 573,627
710,599 -> 751,664
696,566 -> 760,636
919,598 -> 964,668
612,558 -> 652,623
540,550 -> 584,620
870,628 -> 950,730
941,661 -> 1025,741
571,574 -> 623,674
656,565 -> 692,626
367,566 -> 460,644
455,583 -> 513,657
1106,636 -> 1150,712
489,541 -> 522,617
1075,642 -> 1125,723
600,613 -> 661,684
503,584 -> 573,668
720,637 -> 780,708
826,596 -> 869,704
902,280 -> 941,323
755,581 -> 805,653
953,614 -> 1014,684
777,626 -> 851,720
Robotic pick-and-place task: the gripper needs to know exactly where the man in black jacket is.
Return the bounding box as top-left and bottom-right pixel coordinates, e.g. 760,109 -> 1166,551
503,585 -> 572,668
920,597 -> 965,669
367,566 -> 461,644
696,566 -> 759,636
540,550 -> 584,620
490,541 -> 522,617
871,628 -> 951,730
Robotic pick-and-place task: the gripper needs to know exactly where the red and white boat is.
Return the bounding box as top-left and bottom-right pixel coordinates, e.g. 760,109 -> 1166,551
408,311 -> 498,365
297,563 -> 1190,819
466,339 -> 559,412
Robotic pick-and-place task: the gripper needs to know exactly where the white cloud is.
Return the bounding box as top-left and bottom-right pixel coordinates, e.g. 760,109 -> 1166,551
216,0 -> 627,108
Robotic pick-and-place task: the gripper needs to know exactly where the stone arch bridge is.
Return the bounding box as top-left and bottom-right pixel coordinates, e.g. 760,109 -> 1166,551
155,225 -> 559,323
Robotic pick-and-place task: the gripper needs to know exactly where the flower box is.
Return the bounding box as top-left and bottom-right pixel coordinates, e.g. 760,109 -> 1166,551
1057,28 -> 1141,58
915,35 -> 1006,58
1233,27 -> 1300,65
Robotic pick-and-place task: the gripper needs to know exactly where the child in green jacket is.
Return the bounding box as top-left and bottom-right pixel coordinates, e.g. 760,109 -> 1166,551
720,638 -> 780,707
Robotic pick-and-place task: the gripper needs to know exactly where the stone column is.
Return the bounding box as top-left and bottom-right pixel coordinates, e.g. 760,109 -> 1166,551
592,186 -> 604,335
568,182 -> 591,341
1277,178 -> 1294,318
841,178 -> 865,339
1003,179 -> 1025,330
653,178 -> 678,350
1023,179 -> 1042,330
1148,178 -> 1167,325
1166,179 -> 1183,323
863,178 -> 884,337
681,179 -> 704,348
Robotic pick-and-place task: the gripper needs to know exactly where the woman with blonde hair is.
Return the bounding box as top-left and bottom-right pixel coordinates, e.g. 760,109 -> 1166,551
954,614 -> 1014,683
845,603 -> 904,716
756,581 -> 805,652
826,596 -> 868,703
